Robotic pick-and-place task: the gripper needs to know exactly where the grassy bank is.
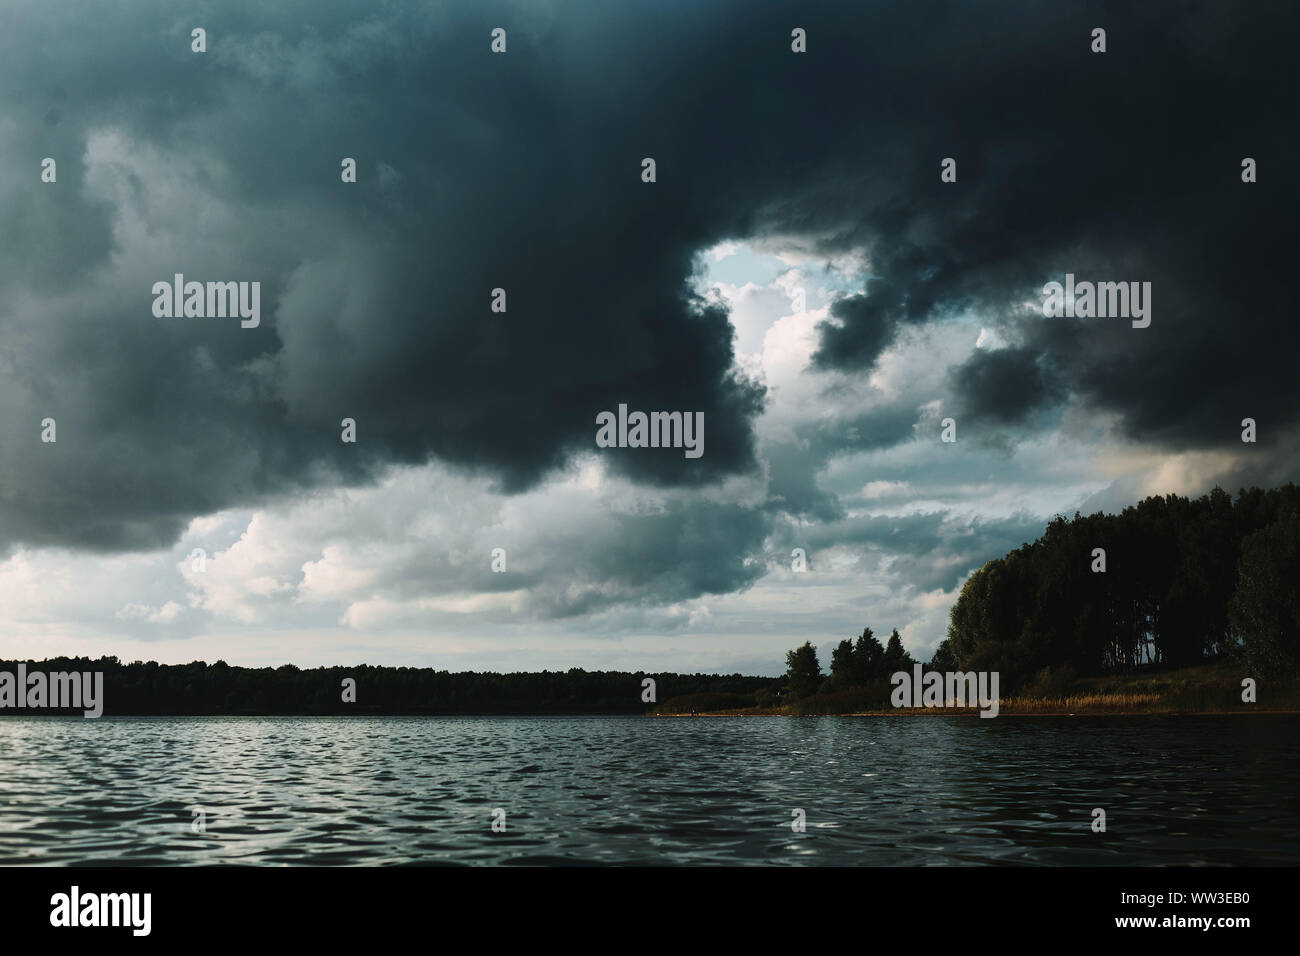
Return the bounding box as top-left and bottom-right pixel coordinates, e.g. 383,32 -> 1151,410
651,660 -> 1300,716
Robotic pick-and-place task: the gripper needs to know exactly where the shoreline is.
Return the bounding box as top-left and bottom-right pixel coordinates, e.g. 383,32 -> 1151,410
655,708 -> 1300,717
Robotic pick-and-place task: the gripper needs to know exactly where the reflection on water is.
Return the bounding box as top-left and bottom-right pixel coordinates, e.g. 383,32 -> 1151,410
0,715 -> 1295,865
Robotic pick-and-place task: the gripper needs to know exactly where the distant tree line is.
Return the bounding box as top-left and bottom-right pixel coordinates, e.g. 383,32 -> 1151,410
935,485 -> 1300,687
0,657 -> 781,716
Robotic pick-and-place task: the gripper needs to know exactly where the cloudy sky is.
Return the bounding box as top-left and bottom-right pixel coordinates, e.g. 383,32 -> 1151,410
1,1 -> 1295,674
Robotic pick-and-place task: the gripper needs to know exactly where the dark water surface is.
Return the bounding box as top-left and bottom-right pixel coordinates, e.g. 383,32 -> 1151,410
1,715 -> 1295,865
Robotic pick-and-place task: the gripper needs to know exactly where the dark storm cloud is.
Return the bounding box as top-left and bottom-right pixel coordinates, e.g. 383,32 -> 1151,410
1,0 -> 1295,560
2,0 -> 776,553
796,2 -> 1297,457
950,346 -> 1063,426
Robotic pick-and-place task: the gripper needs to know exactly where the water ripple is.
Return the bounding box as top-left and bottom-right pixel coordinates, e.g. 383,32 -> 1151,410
0,715 -> 1295,865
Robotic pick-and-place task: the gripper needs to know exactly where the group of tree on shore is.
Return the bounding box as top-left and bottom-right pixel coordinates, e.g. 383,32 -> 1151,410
784,628 -> 914,698
783,485 -> 1300,697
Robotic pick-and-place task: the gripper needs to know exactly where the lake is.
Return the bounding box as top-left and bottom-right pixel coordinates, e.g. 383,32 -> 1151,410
1,715 -> 1296,865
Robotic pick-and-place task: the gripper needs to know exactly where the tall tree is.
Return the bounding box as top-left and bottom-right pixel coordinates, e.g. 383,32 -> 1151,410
882,629 -> 912,674
829,639 -> 856,688
852,627 -> 885,682
785,642 -> 823,698
928,639 -> 957,672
